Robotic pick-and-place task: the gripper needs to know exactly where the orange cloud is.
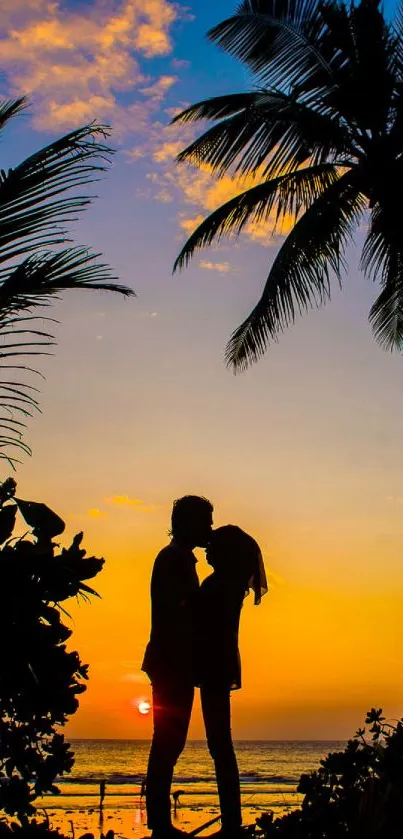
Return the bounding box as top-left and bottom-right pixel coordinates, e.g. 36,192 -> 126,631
151,161 -> 295,247
153,140 -> 185,162
199,260 -> 231,273
139,75 -> 178,100
105,495 -> 155,512
134,23 -> 172,56
179,214 -> 205,235
0,0 -> 182,131
87,508 -> 108,519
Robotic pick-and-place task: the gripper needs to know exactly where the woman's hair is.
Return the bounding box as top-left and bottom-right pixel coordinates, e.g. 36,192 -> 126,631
209,525 -> 267,605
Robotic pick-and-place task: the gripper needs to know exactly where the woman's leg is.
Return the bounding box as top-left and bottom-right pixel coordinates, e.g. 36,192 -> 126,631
201,686 -> 242,834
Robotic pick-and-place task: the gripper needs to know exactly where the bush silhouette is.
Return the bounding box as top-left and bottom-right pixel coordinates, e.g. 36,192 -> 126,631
257,708 -> 403,838
0,477 -> 104,822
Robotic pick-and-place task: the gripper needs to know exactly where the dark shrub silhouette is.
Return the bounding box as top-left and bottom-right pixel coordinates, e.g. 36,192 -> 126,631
257,708 -> 403,837
0,477 -> 104,822
0,821 -> 114,839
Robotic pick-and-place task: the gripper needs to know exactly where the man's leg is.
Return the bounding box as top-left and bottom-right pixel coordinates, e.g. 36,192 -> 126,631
201,686 -> 242,834
146,681 -> 194,834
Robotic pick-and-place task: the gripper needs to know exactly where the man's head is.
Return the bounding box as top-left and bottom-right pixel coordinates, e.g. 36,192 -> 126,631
171,495 -> 213,548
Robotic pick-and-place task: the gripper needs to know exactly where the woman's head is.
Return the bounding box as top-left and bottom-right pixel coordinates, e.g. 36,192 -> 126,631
206,525 -> 267,604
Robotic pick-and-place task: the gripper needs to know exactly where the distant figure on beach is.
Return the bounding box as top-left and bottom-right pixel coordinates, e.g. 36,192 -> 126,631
196,526 -> 267,838
172,789 -> 184,816
141,495 -> 213,839
99,779 -> 106,807
140,778 -> 147,800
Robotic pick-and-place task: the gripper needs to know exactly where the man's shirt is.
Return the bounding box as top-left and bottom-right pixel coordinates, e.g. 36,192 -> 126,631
141,540 -> 199,685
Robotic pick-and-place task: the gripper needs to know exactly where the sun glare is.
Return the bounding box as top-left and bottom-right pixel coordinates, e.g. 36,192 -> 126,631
138,699 -> 151,716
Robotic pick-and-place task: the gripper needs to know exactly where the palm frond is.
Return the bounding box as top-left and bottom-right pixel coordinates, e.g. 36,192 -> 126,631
320,0 -> 397,137
0,123 -> 115,264
393,0 -> 403,73
0,98 -> 28,133
174,163 -> 341,271
362,199 -> 403,349
369,276 -> 403,350
176,89 -> 353,179
0,108 -> 137,466
225,171 -> 366,370
0,248 -> 133,313
208,0 -> 334,92
172,92 -> 261,123
0,248 -> 133,467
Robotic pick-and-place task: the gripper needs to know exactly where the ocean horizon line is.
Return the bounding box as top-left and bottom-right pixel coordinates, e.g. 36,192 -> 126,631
66,738 -> 345,743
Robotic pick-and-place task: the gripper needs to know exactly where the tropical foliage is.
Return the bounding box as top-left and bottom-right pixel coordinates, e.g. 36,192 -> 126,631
0,99 -> 133,465
0,822 -> 114,839
256,708 -> 403,837
173,0 -> 403,370
0,477 -> 103,821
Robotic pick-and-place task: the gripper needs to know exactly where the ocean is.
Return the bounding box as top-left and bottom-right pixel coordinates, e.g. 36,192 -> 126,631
40,740 -> 345,838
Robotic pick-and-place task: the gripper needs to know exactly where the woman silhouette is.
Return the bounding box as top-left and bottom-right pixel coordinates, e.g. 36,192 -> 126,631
196,525 -> 267,837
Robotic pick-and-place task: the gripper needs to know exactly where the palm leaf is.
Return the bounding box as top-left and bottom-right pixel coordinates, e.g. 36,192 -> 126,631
0,248 -> 133,467
174,163 -> 341,271
363,199 -> 403,349
319,0 -> 397,136
369,277 -> 403,350
0,248 -> 133,310
225,171 -> 366,370
175,89 -> 353,179
0,98 -> 28,132
0,121 -> 115,264
208,0 -> 335,93
172,92 -> 263,123
0,110 -> 136,466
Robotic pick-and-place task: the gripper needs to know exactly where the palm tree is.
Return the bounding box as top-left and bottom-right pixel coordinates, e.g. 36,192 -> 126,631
0,98 -> 134,466
173,0 -> 403,370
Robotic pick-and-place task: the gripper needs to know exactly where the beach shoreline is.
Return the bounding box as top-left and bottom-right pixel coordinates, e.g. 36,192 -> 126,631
39,797 -> 298,839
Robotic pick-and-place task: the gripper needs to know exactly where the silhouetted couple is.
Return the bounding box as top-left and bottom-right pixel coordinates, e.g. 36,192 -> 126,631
142,495 -> 267,839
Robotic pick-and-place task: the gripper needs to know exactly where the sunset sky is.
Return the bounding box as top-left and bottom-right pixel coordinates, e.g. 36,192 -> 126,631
1,0 -> 403,741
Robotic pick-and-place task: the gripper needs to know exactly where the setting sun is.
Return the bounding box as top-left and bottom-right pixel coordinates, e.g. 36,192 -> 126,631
137,700 -> 151,716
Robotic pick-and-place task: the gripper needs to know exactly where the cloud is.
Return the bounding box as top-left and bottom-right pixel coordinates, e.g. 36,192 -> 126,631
126,94 -> 294,249
155,188 -> 173,202
0,0 -> 295,254
386,495 -> 403,504
173,165 -> 294,246
105,495 -> 155,512
87,507 -> 108,519
139,75 -> 178,100
171,58 -> 190,69
179,214 -> 205,235
153,140 -> 185,162
200,260 -> 231,273
0,0 -> 183,131
148,147 -> 295,247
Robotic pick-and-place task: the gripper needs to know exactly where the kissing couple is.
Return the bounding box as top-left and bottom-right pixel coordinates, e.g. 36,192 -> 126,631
141,495 -> 267,839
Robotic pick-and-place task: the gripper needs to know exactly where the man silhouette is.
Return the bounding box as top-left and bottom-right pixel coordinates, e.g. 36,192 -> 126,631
142,495 -> 213,839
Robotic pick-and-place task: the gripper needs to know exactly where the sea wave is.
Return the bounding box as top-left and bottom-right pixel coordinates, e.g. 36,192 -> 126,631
57,772 -> 298,788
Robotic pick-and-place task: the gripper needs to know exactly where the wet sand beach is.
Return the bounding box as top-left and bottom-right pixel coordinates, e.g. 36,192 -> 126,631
36,739 -> 341,838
